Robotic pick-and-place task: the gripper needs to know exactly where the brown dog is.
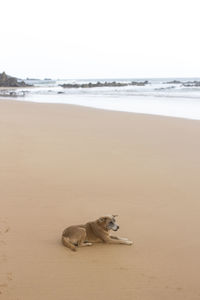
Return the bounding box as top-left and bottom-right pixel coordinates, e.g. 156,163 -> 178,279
62,215 -> 133,251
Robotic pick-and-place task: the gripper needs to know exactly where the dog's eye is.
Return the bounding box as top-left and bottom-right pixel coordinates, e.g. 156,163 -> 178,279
109,221 -> 113,225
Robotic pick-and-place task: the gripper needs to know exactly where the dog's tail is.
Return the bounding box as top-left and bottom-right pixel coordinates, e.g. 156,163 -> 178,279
62,236 -> 77,251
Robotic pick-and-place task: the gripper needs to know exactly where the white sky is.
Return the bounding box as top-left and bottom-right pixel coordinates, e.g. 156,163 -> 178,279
1,0 -> 200,79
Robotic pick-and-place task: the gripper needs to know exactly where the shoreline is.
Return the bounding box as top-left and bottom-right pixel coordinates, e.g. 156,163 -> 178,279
1,97 -> 200,122
1,100 -> 200,300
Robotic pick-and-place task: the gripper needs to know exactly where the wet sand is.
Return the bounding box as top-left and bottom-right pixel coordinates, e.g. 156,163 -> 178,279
0,100 -> 200,299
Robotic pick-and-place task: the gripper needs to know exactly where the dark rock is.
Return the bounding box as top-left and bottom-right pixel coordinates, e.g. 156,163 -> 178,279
131,80 -> 149,86
164,80 -> 200,86
0,89 -> 26,97
26,78 -> 40,80
182,81 -> 200,87
155,86 -> 175,91
164,80 -> 182,84
0,72 -> 32,87
60,80 -> 149,89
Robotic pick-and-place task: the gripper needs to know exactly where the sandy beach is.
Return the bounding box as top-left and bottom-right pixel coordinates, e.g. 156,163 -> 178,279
0,100 -> 200,300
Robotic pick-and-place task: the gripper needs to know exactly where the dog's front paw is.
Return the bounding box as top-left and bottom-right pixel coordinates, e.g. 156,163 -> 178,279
126,240 -> 133,245
86,242 -> 92,246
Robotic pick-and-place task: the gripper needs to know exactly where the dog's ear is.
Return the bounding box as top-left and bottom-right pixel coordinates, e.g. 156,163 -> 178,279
112,214 -> 118,218
98,217 -> 106,223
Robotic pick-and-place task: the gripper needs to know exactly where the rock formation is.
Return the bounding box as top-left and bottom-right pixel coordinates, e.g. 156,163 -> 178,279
60,80 -> 149,89
164,80 -> 200,87
182,81 -> 200,87
0,72 -> 31,87
165,80 -> 182,84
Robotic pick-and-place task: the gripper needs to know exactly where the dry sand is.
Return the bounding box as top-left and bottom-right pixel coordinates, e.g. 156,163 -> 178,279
0,100 -> 200,300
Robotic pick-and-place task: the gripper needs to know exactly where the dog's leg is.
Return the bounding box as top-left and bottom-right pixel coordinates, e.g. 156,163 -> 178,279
78,229 -> 93,247
104,237 -> 133,245
110,235 -> 129,241
79,242 -> 93,247
62,236 -> 77,251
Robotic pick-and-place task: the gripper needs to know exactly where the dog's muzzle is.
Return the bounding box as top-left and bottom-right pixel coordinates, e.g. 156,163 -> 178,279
112,224 -> 119,231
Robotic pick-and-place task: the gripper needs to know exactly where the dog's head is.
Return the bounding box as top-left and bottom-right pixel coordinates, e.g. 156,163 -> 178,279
97,215 -> 119,231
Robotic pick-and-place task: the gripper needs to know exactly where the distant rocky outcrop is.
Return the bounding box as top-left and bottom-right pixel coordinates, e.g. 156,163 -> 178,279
60,80 -> 149,89
164,80 -> 200,87
182,81 -> 200,87
0,72 -> 31,87
164,80 -> 182,84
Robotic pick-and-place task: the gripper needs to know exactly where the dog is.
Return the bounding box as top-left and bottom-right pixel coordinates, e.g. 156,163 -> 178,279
62,215 -> 133,251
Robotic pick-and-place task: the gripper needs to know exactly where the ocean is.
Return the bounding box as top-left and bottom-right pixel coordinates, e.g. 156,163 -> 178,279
1,77 -> 200,120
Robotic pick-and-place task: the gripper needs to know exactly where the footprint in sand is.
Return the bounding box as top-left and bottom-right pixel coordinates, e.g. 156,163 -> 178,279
7,273 -> 13,281
0,273 -> 13,296
0,283 -> 8,295
0,220 -> 11,296
0,285 -> 7,296
0,220 -> 10,247
4,227 -> 10,234
0,219 -> 10,236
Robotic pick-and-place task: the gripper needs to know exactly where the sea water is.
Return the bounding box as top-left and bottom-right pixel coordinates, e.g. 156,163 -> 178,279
2,78 -> 200,120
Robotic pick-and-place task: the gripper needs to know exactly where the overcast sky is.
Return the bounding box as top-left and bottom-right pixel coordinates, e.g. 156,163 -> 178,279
1,0 -> 200,79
